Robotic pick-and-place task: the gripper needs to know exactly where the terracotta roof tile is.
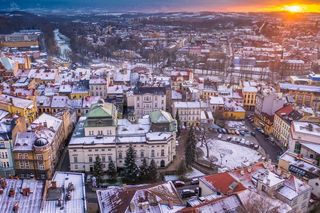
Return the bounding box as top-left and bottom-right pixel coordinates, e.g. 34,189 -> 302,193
201,172 -> 246,195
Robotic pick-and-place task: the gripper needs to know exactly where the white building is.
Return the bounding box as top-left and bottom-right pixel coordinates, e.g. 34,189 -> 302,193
89,78 -> 108,98
288,121 -> 320,159
68,101 -> 177,172
127,86 -> 167,119
172,101 -> 209,127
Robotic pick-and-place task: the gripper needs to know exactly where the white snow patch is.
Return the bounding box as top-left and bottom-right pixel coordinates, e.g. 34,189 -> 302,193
198,139 -> 262,170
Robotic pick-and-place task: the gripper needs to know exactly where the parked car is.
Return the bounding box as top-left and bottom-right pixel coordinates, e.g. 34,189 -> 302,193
254,144 -> 259,150
251,131 -> 256,137
227,137 -> 232,141
239,131 -> 246,136
191,178 -> 199,185
222,128 -> 227,134
235,130 -> 240,135
174,181 -> 186,187
218,134 -> 222,139
181,189 -> 197,198
240,138 -> 245,144
217,128 -> 223,133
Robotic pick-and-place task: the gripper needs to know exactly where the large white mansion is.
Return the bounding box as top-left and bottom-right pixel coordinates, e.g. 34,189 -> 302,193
68,100 -> 177,172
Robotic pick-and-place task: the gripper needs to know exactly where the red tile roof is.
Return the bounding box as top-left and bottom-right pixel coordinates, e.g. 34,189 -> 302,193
275,105 -> 294,116
201,172 -> 246,195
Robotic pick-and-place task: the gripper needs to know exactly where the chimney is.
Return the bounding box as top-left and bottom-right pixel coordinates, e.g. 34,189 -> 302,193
51,181 -> 57,189
13,203 -> 19,212
9,188 -> 15,197
57,198 -> 62,207
22,188 -> 30,196
1,179 -> 7,188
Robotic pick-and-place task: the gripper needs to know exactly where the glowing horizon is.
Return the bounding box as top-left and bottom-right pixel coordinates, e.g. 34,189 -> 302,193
1,1 -> 320,13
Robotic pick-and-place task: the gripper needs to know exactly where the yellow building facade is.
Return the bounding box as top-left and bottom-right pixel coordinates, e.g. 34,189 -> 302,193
0,95 -> 37,123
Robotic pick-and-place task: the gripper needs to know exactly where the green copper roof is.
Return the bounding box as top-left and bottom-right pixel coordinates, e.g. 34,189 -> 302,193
150,110 -> 174,123
86,103 -> 114,118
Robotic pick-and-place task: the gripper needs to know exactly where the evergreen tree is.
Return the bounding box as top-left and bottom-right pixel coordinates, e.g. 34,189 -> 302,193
123,145 -> 139,183
107,159 -> 117,180
175,110 -> 181,136
93,156 -> 104,184
185,126 -> 196,168
148,159 -> 158,180
139,158 -> 149,180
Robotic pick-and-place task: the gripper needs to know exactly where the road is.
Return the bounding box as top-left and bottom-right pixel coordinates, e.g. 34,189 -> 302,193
245,120 -> 283,162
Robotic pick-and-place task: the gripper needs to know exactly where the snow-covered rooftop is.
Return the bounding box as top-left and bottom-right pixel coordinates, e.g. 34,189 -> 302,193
41,172 -> 87,213
0,178 -> 44,213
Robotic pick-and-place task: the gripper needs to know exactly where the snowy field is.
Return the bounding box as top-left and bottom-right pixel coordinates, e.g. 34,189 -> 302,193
198,139 -> 262,170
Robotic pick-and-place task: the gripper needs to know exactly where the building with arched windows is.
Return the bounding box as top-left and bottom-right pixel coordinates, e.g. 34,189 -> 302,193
68,102 -> 177,172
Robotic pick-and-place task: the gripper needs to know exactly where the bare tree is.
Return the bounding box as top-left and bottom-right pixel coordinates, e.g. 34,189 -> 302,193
199,126 -> 210,159
238,191 -> 280,213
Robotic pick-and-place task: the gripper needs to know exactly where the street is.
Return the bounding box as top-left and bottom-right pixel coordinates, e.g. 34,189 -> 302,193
245,119 -> 283,162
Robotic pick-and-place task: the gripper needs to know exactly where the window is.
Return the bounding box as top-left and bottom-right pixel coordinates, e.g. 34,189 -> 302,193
108,156 -> 112,161
119,152 -> 122,159
294,142 -> 301,154
161,149 -> 165,157
38,163 -> 44,170
89,157 -> 93,163
25,161 -> 30,169
140,151 -> 144,158
74,156 -> 78,163
102,156 -> 106,162
151,150 -> 155,157
75,165 -> 78,170
36,155 -> 43,161
24,153 -> 28,159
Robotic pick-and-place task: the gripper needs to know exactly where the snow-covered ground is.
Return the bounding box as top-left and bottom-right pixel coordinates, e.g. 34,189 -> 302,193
164,167 -> 205,182
54,29 -> 71,61
198,139 -> 262,170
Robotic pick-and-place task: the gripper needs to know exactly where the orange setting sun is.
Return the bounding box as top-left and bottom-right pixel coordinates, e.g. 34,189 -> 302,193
283,5 -> 304,13
262,3 -> 320,13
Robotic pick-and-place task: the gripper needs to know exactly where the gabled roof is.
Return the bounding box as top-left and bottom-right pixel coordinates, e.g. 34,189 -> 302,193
0,57 -> 15,71
200,172 -> 246,195
86,102 -> 115,119
179,195 -> 242,213
150,110 -> 173,124
97,183 -> 183,213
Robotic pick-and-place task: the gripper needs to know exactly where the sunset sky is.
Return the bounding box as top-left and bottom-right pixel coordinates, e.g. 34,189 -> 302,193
0,0 -> 320,12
